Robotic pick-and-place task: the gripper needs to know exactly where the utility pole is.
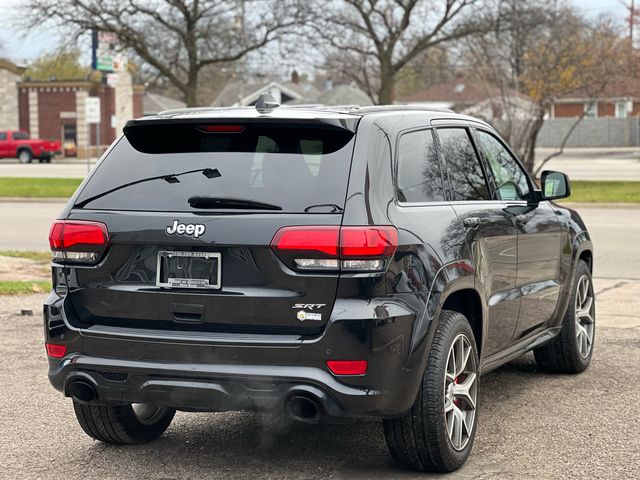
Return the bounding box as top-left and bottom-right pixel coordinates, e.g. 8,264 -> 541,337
631,0 -> 635,50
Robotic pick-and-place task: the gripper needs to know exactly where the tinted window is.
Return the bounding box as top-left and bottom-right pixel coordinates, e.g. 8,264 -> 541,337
0,132 -> 6,140
11,131 -> 29,140
397,129 -> 444,202
76,124 -> 355,213
437,128 -> 490,201
475,130 -> 530,201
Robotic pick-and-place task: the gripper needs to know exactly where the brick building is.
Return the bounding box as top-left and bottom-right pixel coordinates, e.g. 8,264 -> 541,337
551,77 -> 640,119
0,59 -> 26,130
17,73 -> 144,156
0,58 -> 143,157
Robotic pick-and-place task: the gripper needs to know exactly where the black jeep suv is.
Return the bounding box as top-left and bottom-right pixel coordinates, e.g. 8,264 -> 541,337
44,102 -> 595,472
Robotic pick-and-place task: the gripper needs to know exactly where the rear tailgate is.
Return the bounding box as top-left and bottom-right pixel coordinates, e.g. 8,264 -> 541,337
59,118 -> 358,336
64,210 -> 343,335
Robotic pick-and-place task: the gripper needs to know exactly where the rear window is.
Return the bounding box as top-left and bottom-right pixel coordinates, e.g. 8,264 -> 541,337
75,123 -> 355,212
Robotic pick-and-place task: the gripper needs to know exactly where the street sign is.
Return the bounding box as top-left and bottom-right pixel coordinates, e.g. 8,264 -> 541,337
92,30 -> 128,72
106,73 -> 119,87
85,97 -> 101,124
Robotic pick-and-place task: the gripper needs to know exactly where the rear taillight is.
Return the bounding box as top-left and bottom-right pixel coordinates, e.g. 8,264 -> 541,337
271,226 -> 398,272
49,220 -> 109,264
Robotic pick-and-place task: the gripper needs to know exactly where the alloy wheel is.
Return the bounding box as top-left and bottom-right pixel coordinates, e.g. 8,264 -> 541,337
575,275 -> 595,358
444,333 -> 477,451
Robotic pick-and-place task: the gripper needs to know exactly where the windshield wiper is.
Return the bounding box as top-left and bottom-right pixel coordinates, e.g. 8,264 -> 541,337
188,196 -> 282,211
75,168 -> 221,209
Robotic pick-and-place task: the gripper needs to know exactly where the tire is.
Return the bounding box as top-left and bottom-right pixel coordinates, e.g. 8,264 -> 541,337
534,260 -> 595,373
383,310 -> 479,472
18,149 -> 32,164
72,401 -> 175,445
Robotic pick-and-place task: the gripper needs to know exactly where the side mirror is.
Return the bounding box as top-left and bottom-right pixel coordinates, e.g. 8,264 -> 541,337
540,170 -> 571,200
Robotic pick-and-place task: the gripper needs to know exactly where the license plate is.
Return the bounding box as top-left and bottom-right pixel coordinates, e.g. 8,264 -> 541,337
156,251 -> 221,289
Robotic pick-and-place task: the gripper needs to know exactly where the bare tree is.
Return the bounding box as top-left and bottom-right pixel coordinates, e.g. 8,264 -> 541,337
23,0 -> 303,106
463,1 -> 627,174
310,0 -> 481,104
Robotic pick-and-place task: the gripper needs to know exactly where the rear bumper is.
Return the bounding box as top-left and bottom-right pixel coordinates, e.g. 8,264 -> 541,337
44,290 -> 430,419
37,150 -> 61,159
50,356 -> 374,419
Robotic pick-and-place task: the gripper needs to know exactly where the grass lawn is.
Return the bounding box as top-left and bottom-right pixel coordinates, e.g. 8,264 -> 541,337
0,177 -> 82,198
0,250 -> 51,262
0,280 -> 50,295
0,177 -> 638,203
563,181 -> 640,203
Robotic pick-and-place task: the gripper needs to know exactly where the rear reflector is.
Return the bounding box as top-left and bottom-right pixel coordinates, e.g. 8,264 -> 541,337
271,226 -> 398,272
45,342 -> 67,358
326,360 -> 368,376
49,220 -> 109,263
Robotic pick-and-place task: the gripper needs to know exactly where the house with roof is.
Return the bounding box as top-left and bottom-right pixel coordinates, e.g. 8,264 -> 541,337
212,76 -> 313,107
212,72 -> 373,108
143,92 -> 186,116
396,76 -> 535,121
551,77 -> 640,118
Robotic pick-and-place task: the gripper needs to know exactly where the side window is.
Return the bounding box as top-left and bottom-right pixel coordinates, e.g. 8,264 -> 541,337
437,128 -> 490,201
0,132 -> 6,140
396,129 -> 444,202
475,130 -> 530,201
11,131 -> 28,140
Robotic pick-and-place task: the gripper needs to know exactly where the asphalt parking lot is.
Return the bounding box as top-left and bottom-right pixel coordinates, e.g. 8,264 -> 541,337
1,277 -> 639,479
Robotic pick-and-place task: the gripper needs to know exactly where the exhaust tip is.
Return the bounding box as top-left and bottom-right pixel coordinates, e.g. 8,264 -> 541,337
285,394 -> 321,423
67,380 -> 98,403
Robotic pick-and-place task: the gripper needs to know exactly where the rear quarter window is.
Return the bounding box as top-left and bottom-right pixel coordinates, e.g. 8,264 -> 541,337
396,129 -> 444,203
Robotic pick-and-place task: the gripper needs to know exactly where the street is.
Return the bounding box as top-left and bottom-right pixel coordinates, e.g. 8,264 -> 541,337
2,147 -> 640,180
1,278 -> 639,479
1,201 -> 638,280
0,201 -> 639,478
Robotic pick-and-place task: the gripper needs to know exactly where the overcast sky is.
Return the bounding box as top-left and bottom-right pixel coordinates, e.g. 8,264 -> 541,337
0,0 -> 631,63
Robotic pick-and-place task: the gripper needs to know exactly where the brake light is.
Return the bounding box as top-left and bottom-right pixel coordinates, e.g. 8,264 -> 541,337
45,342 -> 67,358
49,220 -> 109,263
271,226 -> 339,256
271,226 -> 398,272
326,360 -> 368,376
340,227 -> 398,257
198,125 -> 246,133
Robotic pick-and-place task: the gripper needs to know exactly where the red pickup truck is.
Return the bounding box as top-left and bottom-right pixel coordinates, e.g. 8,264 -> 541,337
0,130 -> 62,163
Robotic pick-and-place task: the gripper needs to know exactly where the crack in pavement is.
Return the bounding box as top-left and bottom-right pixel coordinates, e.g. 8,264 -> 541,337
594,280 -> 629,296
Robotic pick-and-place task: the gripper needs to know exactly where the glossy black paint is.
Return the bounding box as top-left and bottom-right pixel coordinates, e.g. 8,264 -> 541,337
45,107 -> 593,419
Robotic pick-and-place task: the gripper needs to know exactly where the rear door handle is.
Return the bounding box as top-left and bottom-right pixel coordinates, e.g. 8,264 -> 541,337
463,217 -> 481,228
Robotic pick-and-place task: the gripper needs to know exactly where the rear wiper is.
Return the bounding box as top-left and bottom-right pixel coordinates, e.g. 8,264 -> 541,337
75,168 -> 221,208
188,196 -> 282,211
304,203 -> 344,213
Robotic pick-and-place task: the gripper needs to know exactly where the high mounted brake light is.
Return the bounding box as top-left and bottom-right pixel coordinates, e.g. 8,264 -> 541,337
49,220 -> 109,264
270,226 -> 398,272
197,125 -> 246,133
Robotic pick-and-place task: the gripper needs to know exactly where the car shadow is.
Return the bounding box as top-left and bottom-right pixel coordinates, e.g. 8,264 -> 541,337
81,354 -> 557,479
